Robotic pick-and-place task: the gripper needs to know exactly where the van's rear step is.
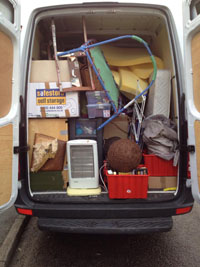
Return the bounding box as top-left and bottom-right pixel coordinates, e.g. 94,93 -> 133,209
38,217 -> 173,234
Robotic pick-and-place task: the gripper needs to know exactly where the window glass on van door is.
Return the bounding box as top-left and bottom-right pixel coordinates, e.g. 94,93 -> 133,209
0,31 -> 13,118
190,0 -> 200,19
0,0 -> 14,23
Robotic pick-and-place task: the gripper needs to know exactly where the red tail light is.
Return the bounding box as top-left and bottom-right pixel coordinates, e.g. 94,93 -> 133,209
176,206 -> 192,215
17,208 -> 33,216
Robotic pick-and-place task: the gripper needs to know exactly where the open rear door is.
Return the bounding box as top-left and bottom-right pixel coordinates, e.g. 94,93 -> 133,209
183,0 -> 200,204
0,0 -> 20,212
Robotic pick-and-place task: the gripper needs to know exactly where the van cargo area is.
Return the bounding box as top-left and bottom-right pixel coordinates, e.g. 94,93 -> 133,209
26,4 -> 183,204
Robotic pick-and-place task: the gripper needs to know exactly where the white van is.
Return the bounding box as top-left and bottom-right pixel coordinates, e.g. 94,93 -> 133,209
0,0 -> 200,233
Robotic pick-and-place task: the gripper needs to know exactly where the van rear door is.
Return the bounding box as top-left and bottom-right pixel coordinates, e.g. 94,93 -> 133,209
184,0 -> 200,204
0,0 -> 20,212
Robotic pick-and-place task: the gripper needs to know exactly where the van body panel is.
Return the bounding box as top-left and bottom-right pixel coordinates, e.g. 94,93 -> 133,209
0,0 -> 20,212
183,0 -> 200,204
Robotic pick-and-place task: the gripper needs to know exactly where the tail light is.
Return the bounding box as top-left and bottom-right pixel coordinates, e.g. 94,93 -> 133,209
176,206 -> 192,215
17,208 -> 33,216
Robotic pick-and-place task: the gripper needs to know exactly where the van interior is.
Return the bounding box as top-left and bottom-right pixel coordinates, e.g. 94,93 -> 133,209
27,4 -> 181,203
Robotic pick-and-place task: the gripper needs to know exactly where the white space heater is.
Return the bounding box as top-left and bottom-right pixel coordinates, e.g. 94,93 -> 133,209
67,139 -> 99,189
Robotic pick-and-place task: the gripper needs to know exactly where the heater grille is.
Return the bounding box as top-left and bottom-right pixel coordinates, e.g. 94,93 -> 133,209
70,145 -> 94,178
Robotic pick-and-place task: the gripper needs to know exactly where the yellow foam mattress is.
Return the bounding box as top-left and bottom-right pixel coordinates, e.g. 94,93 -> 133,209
101,45 -> 163,67
111,70 -> 121,86
130,62 -> 164,79
118,68 -> 148,100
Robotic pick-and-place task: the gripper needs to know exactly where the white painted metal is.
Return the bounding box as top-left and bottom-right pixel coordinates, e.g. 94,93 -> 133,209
183,0 -> 200,203
1,0 -> 199,210
19,0 -> 184,54
0,0 -> 20,212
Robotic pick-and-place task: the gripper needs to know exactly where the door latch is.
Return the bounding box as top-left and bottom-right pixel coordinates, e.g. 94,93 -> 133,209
14,146 -> 30,154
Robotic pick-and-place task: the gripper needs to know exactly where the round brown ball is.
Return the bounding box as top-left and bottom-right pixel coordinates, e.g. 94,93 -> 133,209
107,139 -> 142,172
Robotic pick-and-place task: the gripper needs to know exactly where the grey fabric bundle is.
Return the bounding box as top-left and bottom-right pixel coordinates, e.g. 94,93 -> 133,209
142,114 -> 178,161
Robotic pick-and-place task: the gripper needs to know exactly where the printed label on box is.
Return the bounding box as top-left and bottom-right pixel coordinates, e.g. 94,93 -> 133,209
103,110 -> 110,118
28,82 -> 79,118
36,89 -> 66,105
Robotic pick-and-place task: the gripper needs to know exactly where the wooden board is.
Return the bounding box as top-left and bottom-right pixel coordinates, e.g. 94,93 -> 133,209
28,118 -> 68,165
62,86 -> 93,92
192,32 -> 200,113
195,121 -> 200,191
0,31 -> 13,118
192,33 -> 200,191
0,124 -> 13,206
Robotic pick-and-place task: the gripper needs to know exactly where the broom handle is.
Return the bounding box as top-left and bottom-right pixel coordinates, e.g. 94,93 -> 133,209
82,16 -> 95,90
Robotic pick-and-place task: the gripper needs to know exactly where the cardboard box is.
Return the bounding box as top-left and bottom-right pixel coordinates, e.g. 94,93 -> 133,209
28,82 -> 79,118
103,114 -> 129,139
30,60 -> 82,87
30,60 -> 71,83
148,176 -> 177,189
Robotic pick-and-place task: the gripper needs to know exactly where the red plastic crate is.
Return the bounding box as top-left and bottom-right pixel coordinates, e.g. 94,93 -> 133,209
143,154 -> 178,176
107,172 -> 148,199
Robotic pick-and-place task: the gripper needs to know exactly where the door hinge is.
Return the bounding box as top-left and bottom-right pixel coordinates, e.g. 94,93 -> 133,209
187,145 -> 195,152
180,145 -> 195,153
14,145 -> 30,154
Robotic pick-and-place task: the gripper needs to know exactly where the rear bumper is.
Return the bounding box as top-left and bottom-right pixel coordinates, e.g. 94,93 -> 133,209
15,181 -> 194,220
38,217 -> 173,234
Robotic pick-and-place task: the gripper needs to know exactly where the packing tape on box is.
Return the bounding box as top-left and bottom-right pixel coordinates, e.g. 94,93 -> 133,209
40,107 -> 46,117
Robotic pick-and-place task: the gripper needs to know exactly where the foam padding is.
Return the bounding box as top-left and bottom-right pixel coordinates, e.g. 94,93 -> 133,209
130,62 -> 164,79
111,70 -> 121,86
119,68 -> 148,100
67,186 -> 101,196
101,45 -> 163,67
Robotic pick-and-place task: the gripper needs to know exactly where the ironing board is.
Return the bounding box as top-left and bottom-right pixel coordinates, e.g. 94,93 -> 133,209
89,46 -> 119,109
